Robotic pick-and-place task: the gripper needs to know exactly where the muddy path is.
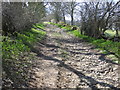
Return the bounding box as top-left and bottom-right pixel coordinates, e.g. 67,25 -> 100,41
29,24 -> 120,89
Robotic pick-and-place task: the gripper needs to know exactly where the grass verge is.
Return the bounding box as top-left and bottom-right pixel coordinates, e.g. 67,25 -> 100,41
50,22 -> 120,63
105,30 -> 120,37
69,30 -> 120,63
2,23 -> 46,88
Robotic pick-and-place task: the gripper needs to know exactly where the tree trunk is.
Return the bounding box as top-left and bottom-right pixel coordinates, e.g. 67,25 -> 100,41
62,11 -> 66,23
116,29 -> 119,37
71,9 -> 74,25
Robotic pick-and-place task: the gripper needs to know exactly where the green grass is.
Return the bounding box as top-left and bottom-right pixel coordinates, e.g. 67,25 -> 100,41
2,23 -> 46,87
52,22 -> 120,63
55,23 -> 120,37
70,30 -> 120,63
33,23 -> 45,30
2,24 -> 46,59
105,30 -> 120,37
62,25 -> 72,31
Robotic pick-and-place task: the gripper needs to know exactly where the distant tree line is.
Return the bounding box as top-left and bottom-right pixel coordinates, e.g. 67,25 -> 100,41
2,1 -> 120,39
47,1 -> 120,38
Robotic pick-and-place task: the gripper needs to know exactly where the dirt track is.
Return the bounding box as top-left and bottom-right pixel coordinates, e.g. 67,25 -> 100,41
29,24 -> 120,89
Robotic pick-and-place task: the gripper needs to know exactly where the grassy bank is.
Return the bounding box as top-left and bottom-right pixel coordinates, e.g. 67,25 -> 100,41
71,30 -> 120,62
105,30 -> 120,37
2,23 -> 46,88
51,22 -> 120,63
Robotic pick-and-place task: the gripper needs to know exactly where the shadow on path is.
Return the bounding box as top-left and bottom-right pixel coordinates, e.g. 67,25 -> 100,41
53,37 -> 120,66
33,48 -> 119,89
31,28 -> 119,89
69,50 -> 120,66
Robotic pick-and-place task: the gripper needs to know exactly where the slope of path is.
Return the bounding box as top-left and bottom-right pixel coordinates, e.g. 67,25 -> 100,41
29,24 -> 120,89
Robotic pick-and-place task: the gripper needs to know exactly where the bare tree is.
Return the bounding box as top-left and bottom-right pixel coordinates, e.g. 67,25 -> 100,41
66,1 -> 78,25
79,1 -> 120,38
49,2 -> 62,23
